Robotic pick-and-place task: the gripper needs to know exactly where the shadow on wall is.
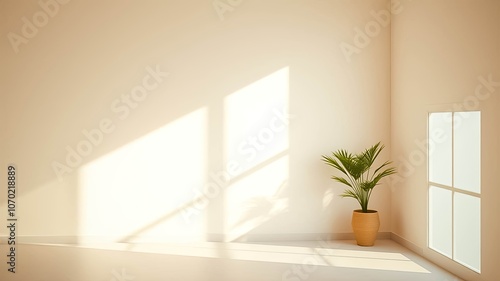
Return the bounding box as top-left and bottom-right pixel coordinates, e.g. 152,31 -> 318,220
75,65 -> 291,243
0,0 -> 391,243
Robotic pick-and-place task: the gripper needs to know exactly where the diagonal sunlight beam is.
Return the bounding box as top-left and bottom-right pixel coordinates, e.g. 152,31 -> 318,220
223,67 -> 290,243
116,194 -> 209,246
78,108 -> 207,243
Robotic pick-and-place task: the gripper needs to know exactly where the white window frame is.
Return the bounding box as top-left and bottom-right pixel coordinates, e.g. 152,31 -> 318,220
427,109 -> 482,273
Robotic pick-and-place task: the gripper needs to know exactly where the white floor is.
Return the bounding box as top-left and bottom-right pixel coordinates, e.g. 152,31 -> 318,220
0,239 -> 462,281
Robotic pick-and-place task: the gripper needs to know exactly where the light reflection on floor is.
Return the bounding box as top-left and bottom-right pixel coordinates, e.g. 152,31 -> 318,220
1,239 -> 465,281
34,239 -> 431,273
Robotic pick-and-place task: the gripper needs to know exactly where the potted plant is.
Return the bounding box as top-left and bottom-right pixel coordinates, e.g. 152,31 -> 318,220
322,142 -> 396,246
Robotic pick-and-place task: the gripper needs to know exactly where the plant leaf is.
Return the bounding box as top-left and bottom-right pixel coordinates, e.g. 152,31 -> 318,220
322,142 -> 397,211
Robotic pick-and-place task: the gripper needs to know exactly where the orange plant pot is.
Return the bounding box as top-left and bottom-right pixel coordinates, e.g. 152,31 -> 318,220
351,209 -> 380,246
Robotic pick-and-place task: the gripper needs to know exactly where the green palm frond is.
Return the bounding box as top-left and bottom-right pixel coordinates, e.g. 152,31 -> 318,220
332,176 -> 352,188
322,142 -> 397,213
360,181 -> 376,191
372,160 -> 394,176
330,150 -> 366,180
340,189 -> 359,202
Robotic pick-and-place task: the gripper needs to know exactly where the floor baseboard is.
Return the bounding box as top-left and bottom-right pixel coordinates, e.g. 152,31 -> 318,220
1,232 -> 393,245
390,232 -> 424,255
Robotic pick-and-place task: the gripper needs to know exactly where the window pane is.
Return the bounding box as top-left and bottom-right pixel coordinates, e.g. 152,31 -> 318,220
429,186 -> 452,257
454,192 -> 481,272
454,111 -> 481,193
429,113 -> 452,186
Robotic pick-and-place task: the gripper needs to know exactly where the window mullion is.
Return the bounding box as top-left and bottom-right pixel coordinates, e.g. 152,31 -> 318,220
451,112 -> 455,260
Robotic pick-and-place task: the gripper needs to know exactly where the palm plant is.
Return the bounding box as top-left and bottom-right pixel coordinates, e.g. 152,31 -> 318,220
322,142 -> 396,213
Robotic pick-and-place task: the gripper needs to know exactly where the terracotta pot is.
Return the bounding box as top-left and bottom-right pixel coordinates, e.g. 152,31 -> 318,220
351,209 -> 380,246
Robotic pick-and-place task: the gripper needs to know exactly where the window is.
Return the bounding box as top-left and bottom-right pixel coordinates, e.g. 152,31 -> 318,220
428,111 -> 481,273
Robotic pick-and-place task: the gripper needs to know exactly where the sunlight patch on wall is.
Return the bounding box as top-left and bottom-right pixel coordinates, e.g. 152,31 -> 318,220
224,67 -> 290,176
78,108 -> 207,243
223,67 -> 290,242
224,156 -> 289,242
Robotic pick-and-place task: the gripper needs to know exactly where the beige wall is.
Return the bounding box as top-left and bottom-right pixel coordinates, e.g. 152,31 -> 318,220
3,0 -> 498,279
0,0 -> 391,243
391,0 -> 500,280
